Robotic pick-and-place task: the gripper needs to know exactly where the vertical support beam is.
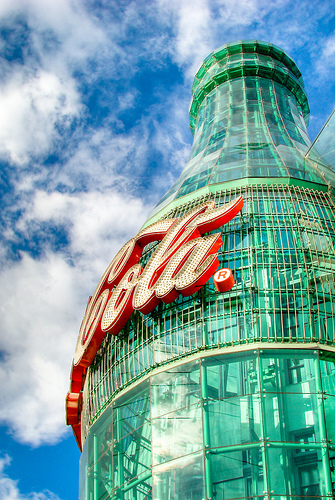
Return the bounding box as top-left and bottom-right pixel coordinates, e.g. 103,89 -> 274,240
201,360 -> 213,500
93,434 -> 98,500
116,406 -> 125,500
314,354 -> 333,497
276,355 -> 292,495
201,287 -> 209,349
258,351 -> 270,499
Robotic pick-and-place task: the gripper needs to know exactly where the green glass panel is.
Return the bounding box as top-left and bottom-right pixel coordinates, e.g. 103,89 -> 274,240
83,382 -> 152,498
210,448 -> 265,498
152,404 -> 202,465
113,423 -> 152,483
112,388 -> 151,442
267,446 -> 327,497
108,469 -> 152,500
320,357 -> 335,395
152,452 -> 205,500
270,497 -> 330,500
151,361 -> 200,418
323,394 -> 335,443
79,442 -> 88,500
263,392 -> 321,443
208,394 -> 262,447
203,352 -> 259,398
85,406 -> 113,470
260,351 -> 317,393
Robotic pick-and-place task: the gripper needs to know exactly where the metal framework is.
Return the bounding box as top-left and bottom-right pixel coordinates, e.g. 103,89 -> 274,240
81,347 -> 335,499
77,41 -> 335,500
82,185 -> 335,438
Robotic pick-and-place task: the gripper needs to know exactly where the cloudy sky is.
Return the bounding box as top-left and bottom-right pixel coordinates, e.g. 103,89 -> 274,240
0,0 -> 335,498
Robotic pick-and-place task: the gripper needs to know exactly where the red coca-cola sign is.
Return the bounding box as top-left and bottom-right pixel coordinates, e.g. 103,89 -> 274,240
66,196 -> 243,449
213,268 -> 235,292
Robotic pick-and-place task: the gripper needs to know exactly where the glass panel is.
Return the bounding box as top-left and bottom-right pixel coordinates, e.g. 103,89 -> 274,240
323,394 -> 335,443
203,351 -> 259,398
307,108 -> 335,171
329,449 -> 335,496
113,386 -> 151,443
152,404 -> 202,465
208,394 -> 262,447
85,405 -> 113,472
112,432 -> 150,491
152,452 -> 205,500
151,361 -> 200,418
270,497 -> 330,500
210,448 -> 265,498
83,382 -> 152,498
267,446 -> 327,497
320,357 -> 335,395
79,441 -> 88,500
118,470 -> 152,500
263,392 -> 321,443
260,351 -> 317,393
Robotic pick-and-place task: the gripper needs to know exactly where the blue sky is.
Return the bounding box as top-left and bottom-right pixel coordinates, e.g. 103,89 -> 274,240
0,1 -> 335,499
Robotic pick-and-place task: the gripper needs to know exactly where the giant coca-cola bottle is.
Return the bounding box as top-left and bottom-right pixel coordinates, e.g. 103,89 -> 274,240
68,41 -> 335,499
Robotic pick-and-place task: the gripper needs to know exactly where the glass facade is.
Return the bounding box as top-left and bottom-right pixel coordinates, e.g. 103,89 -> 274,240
150,41 -> 335,221
80,349 -> 335,499
307,108 -> 335,177
77,41 -> 335,499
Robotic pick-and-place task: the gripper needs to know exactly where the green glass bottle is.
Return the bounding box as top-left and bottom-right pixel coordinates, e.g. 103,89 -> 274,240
77,41 -> 335,499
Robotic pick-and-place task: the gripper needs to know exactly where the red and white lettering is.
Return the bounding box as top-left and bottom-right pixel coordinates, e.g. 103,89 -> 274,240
213,268 -> 235,292
101,264 -> 143,334
67,195 -> 243,449
74,219 -> 175,368
132,203 -> 207,314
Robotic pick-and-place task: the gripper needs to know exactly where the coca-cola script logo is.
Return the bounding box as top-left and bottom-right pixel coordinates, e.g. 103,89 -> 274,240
66,196 -> 243,448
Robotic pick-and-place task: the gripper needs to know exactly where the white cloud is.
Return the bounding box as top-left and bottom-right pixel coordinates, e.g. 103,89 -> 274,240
156,0 -> 212,77
21,189 -> 151,264
315,34 -> 335,78
0,0 -> 334,450
0,455 -> 60,500
118,90 -> 139,111
0,253 -> 82,445
214,0 -> 261,25
322,36 -> 335,58
53,126 -> 151,192
0,69 -> 80,165
0,188 -> 150,445
154,0 -> 330,80
0,0 -> 107,63
0,0 -> 108,166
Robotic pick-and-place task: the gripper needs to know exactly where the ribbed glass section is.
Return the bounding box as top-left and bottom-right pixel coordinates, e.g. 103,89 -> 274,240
78,41 -> 335,499
150,41 -> 335,221
81,184 -> 335,437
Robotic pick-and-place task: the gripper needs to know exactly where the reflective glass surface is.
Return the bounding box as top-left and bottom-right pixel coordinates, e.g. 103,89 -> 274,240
210,448 -> 265,499
82,185 -> 335,438
77,41 -> 335,500
267,447 -> 327,497
208,395 -> 262,447
307,108 -> 335,176
153,452 -> 205,500
80,349 -> 335,499
150,42 -> 335,219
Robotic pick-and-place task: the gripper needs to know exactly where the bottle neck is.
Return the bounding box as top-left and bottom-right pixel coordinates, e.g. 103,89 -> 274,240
149,77 -> 328,221
190,76 -> 311,177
